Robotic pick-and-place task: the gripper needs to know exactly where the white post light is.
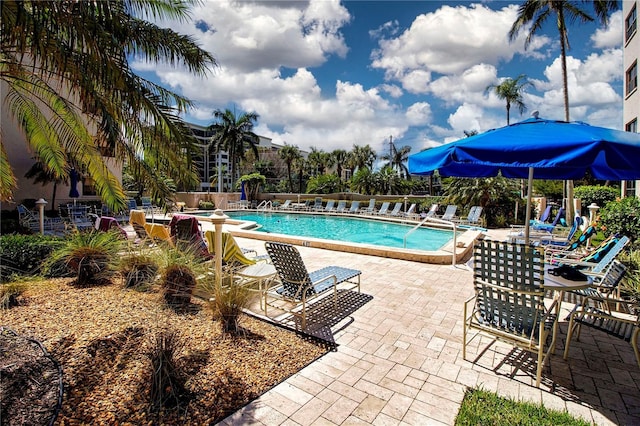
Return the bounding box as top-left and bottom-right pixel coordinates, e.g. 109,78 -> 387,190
587,203 -> 600,249
209,209 -> 228,291
35,198 -> 47,235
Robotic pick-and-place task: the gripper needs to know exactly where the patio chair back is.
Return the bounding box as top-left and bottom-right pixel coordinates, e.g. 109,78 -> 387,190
312,197 -> 323,210
348,201 -> 360,213
533,208 -> 564,232
464,240 -> 555,387
204,230 -> 256,267
324,200 -> 336,212
279,200 -> 292,210
584,235 -> 630,274
335,200 -> 347,212
363,199 -> 375,213
535,205 -> 553,223
169,215 -> 211,259
389,202 -> 403,216
127,199 -> 138,211
97,216 -> 127,238
266,241 -> 315,299
441,205 -> 457,221
376,202 -> 390,215
404,203 -> 416,217
424,203 -> 439,218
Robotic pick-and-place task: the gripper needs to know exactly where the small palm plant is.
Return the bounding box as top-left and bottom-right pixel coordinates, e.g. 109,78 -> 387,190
45,230 -> 123,286
158,246 -> 206,309
146,328 -> 187,412
200,270 -> 252,334
119,246 -> 159,290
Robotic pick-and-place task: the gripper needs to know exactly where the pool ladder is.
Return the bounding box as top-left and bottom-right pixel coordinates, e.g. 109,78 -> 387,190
256,200 -> 273,211
403,217 -> 458,266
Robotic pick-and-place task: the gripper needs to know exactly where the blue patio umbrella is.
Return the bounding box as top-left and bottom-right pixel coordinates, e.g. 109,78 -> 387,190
240,181 -> 247,201
69,168 -> 80,202
408,114 -> 640,243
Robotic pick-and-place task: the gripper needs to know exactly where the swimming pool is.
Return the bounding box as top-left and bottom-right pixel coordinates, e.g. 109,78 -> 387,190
221,211 -> 458,252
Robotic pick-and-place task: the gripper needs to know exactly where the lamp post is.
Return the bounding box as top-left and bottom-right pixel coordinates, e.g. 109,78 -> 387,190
209,209 -> 228,291
35,198 -> 47,235
404,196 -> 408,213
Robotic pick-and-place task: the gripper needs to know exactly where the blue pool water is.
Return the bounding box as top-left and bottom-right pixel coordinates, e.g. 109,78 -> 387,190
222,212 -> 457,251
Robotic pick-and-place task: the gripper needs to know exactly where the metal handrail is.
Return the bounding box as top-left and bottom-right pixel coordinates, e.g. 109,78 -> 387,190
403,216 -> 458,266
256,200 -> 272,211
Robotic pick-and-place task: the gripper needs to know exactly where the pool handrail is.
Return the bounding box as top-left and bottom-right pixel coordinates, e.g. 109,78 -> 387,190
403,216 -> 458,267
256,200 -> 272,210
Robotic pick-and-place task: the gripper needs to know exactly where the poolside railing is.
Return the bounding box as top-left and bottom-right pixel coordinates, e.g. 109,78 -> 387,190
403,217 -> 458,266
256,200 -> 272,211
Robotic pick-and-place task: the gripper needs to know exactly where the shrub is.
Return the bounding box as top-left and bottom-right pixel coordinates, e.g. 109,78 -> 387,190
619,250 -> 640,307
146,329 -> 188,412
574,185 -> 619,214
201,274 -> 251,334
598,197 -> 640,244
45,230 -> 123,286
0,234 -> 63,281
119,250 -> 159,290
158,247 -> 205,308
0,282 -> 27,309
198,200 -> 215,210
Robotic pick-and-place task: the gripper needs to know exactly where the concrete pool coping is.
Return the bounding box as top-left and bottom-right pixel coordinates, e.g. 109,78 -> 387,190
192,210 -> 484,265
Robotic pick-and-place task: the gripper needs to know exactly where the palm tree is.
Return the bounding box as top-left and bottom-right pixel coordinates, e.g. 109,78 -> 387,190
331,149 -> 348,180
380,144 -> 412,180
24,161 -> 68,212
279,144 -> 302,193
307,147 -> 330,176
208,108 -> 260,189
509,0 -> 618,221
485,75 -> 533,125
350,144 -> 377,172
1,0 -> 216,210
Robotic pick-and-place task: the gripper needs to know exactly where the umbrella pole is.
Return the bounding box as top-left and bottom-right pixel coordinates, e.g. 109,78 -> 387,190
524,167 -> 534,245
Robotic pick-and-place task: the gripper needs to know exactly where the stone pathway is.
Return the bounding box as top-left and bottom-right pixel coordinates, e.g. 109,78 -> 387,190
217,235 -> 640,425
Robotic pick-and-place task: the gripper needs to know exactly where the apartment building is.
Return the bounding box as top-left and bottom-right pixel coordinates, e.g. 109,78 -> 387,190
623,1 -> 639,196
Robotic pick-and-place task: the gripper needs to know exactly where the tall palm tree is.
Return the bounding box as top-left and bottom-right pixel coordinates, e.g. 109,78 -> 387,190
208,108 -> 260,189
380,144 -> 412,179
350,144 -> 377,172
509,0 -> 618,220
1,0 -> 216,210
307,147 -> 330,176
331,149 -> 348,180
485,74 -> 533,125
279,144 -> 302,193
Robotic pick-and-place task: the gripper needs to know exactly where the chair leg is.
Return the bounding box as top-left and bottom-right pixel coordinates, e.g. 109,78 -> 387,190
535,324 -> 544,388
462,302 -> 468,360
564,314 -> 578,360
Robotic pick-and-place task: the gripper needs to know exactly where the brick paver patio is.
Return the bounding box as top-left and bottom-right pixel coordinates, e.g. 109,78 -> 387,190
219,235 -> 640,425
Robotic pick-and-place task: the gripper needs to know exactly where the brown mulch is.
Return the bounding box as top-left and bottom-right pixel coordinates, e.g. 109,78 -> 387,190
1,278 -> 329,425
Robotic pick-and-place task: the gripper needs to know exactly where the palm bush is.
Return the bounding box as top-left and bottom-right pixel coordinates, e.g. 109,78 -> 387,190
119,248 -> 159,290
146,329 -> 188,412
158,246 -> 206,309
1,282 -> 27,309
201,273 -> 251,334
45,230 -> 123,286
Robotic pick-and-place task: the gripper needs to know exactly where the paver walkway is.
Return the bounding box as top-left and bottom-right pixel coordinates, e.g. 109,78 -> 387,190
217,233 -> 639,425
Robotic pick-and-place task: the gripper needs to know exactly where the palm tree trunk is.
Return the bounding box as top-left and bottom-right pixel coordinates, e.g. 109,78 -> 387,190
558,7 -> 574,222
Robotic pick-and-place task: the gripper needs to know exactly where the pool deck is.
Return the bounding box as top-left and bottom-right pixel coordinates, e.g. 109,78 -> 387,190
217,230 -> 640,426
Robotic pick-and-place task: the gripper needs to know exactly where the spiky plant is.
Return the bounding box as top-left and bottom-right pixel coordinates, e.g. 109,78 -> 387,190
119,248 -> 159,290
158,246 -> 207,309
0,282 -> 27,309
146,329 -> 187,413
45,230 -> 123,286
201,272 -> 251,334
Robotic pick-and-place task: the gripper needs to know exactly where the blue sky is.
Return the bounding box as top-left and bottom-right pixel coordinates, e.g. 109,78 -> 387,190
133,0 -> 624,158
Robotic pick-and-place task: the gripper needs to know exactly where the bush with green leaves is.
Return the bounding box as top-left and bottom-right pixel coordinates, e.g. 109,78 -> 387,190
574,185 -> 619,214
598,197 -> 640,245
306,174 -> 343,194
45,230 -> 124,286
198,200 -> 215,210
158,246 -> 207,308
619,250 -> 640,305
119,248 -> 159,290
0,234 -> 63,281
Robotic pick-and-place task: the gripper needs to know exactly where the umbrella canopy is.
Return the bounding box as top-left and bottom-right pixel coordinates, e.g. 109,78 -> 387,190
240,181 -> 247,201
408,115 -> 640,242
69,168 -> 80,199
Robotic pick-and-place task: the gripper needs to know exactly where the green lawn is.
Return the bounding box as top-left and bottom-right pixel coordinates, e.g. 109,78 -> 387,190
455,388 -> 593,426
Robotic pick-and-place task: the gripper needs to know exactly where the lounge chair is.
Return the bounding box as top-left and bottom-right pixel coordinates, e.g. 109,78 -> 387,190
129,209 -> 149,240
532,208 -> 564,233
335,200 -> 347,213
312,197 -> 323,211
532,205 -> 553,225
279,200 -> 292,210
324,200 -> 336,212
548,235 -> 630,279
403,203 -> 417,219
440,205 -> 457,221
264,241 -> 361,330
127,199 -> 138,211
388,202 -> 403,217
17,204 -> 64,232
169,214 -> 212,260
455,206 -> 481,225
563,261 -> 639,368
463,240 -> 558,387
348,201 -> 360,214
374,201 -> 390,216
360,199 -> 375,215
204,230 -> 257,268
421,203 -> 439,219
97,216 -> 128,239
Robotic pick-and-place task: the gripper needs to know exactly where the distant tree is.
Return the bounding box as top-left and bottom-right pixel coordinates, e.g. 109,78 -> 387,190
307,147 -> 330,176
351,168 -> 377,195
306,174 -> 341,194
24,161 -> 68,211
278,144 -> 301,192
380,145 -> 412,180
209,108 -> 260,187
331,149 -> 348,180
485,74 -> 533,125
350,144 -> 377,171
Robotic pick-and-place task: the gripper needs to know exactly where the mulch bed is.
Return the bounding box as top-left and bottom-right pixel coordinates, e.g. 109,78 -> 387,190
1,278 -> 328,425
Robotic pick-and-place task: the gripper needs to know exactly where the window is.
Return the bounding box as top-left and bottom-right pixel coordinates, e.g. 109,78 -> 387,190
627,61 -> 638,95
625,180 -> 637,198
627,4 -> 637,41
627,119 -> 638,133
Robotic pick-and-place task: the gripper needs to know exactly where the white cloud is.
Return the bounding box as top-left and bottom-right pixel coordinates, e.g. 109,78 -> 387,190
406,102 -> 432,125
429,64 -> 497,106
591,10 -> 623,49
370,3 -> 545,81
